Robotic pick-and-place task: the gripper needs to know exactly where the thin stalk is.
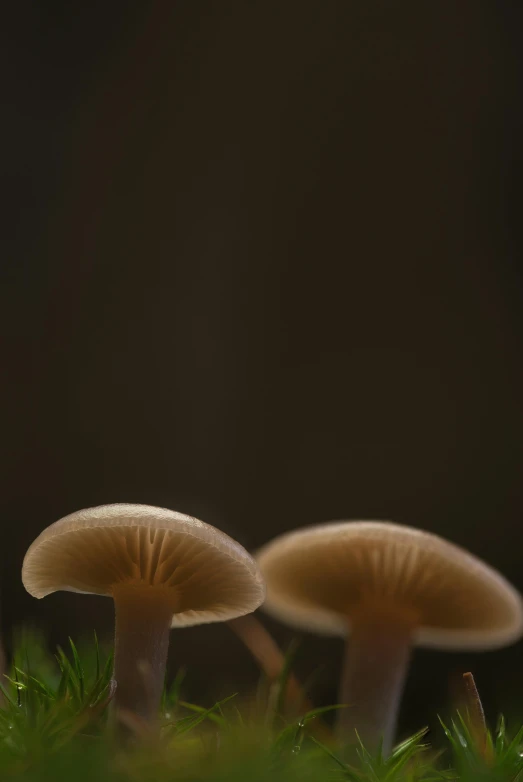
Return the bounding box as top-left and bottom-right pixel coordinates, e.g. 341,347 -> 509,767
337,608 -> 414,754
112,585 -> 175,725
228,615 -> 311,713
462,672 -> 492,764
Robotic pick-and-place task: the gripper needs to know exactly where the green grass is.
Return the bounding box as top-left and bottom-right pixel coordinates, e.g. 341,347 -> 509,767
0,632 -> 521,781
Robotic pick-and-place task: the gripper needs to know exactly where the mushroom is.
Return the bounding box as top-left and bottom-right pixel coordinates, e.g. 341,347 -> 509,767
257,521 -> 523,752
227,614 -> 312,714
22,503 -> 265,724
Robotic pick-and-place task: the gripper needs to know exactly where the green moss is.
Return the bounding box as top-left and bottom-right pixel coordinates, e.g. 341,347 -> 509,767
0,632 -> 521,781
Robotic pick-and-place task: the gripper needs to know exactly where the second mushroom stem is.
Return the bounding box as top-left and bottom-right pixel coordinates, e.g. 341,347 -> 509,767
337,610 -> 413,755
112,585 -> 174,725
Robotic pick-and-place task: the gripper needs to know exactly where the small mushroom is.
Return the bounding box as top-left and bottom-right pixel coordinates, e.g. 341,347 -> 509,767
257,521 -> 523,752
22,504 -> 264,724
228,614 -> 312,714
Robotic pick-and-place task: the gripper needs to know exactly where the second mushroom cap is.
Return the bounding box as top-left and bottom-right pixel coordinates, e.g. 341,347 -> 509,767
257,520 -> 523,650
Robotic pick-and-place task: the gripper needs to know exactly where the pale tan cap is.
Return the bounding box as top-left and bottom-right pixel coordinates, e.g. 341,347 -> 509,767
22,504 -> 265,627
257,521 -> 523,650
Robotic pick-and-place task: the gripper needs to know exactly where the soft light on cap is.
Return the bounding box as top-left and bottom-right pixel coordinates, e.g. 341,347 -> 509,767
22,503 -> 265,626
257,521 -> 523,650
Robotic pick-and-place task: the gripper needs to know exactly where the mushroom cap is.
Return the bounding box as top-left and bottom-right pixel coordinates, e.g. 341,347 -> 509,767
257,521 -> 523,650
22,504 -> 265,627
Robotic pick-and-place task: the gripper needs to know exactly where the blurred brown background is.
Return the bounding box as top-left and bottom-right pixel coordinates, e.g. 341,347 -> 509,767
2,1 -> 523,738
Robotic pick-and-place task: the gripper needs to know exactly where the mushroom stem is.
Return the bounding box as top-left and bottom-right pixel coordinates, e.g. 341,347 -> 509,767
112,585 -> 175,724
228,615 -> 312,713
337,608 -> 414,754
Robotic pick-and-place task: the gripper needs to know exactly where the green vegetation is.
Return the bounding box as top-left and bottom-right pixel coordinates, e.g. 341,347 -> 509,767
0,632 -> 522,781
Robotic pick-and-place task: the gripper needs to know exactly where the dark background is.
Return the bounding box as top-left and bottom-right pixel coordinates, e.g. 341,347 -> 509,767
3,1 -> 523,739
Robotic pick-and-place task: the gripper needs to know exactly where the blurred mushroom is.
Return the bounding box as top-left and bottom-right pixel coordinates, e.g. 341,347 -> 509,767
228,614 -> 312,713
257,521 -> 523,752
22,503 -> 264,725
